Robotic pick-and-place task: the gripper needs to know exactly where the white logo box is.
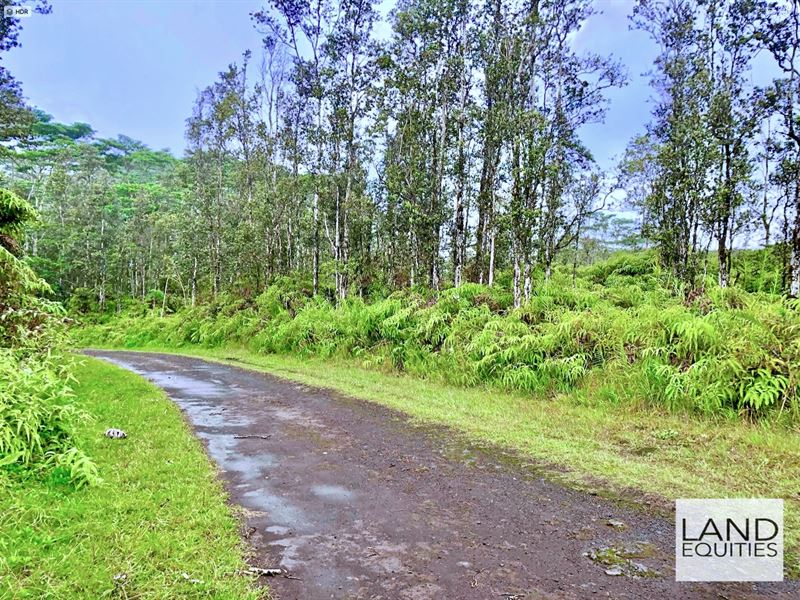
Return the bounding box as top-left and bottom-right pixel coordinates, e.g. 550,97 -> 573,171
676,498 -> 783,582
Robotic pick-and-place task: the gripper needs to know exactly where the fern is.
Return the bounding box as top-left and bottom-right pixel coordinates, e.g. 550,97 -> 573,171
739,370 -> 789,413
72,251 -> 800,423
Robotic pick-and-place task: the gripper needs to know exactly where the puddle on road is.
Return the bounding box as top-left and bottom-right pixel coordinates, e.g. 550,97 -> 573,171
203,433 -> 275,473
242,488 -> 311,532
145,371 -> 227,397
266,525 -> 291,535
269,534 -> 310,570
311,484 -> 354,501
267,534 -> 374,593
99,357 -> 229,398
176,399 -> 252,428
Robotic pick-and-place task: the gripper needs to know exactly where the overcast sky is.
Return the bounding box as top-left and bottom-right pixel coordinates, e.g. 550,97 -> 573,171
2,0 -> 771,169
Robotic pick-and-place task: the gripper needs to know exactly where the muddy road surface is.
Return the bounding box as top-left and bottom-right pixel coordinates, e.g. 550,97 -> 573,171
86,351 -> 795,599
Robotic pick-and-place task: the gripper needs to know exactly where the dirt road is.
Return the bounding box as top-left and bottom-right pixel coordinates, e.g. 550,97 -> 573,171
86,350 -> 795,599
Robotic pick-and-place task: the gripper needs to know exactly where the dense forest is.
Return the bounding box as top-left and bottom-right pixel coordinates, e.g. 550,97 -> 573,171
3,0 -> 797,307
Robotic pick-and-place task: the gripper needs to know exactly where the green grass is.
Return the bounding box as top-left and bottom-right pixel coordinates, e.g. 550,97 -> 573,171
83,342 -> 800,576
0,356 -> 266,599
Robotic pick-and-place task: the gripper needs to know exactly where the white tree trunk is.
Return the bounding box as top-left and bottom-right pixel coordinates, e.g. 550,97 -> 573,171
488,231 -> 496,287
523,261 -> 532,302
513,250 -> 521,308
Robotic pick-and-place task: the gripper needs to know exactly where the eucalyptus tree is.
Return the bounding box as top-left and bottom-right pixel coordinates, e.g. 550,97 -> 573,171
254,0 -> 337,295
473,0 -> 507,285
760,0 -> 800,295
256,37 -> 298,276
630,0 -> 717,285
756,124 -> 783,249
186,80 -> 236,297
323,0 -> 380,298
538,2 -> 623,282
699,0 -> 764,288
208,56 -> 277,291
382,0 -> 470,289
498,0 -> 623,304
449,0 -> 474,288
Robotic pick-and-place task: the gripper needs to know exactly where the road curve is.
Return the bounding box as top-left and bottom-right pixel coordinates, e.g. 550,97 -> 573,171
85,350 -> 794,599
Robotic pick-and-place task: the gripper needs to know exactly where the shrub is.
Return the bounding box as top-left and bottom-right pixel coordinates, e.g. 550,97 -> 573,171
0,350 -> 100,486
67,287 -> 98,315
0,189 -> 98,486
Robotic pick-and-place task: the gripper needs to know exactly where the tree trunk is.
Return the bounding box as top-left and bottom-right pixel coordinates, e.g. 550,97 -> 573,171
790,174 -> 800,296
513,242 -> 521,308
161,277 -> 169,318
488,229 -> 495,287
452,13 -> 469,288
717,146 -> 733,288
476,140 -> 498,283
313,189 -> 320,296
191,256 -> 197,308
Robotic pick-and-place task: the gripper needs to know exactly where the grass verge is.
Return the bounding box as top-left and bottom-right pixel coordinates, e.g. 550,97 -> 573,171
83,342 -> 800,575
0,356 -> 265,599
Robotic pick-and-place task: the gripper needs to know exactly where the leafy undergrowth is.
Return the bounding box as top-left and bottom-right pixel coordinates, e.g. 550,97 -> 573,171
85,344 -> 800,577
1,188 -> 98,486
77,253 -> 800,425
0,357 -> 265,599
0,350 -> 100,487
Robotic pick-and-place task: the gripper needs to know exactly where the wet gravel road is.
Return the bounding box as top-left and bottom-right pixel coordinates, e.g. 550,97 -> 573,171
86,350 -> 796,600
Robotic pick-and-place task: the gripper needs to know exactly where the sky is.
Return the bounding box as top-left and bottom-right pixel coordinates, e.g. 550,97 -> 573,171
0,0 -> 766,169
5,0 -> 267,155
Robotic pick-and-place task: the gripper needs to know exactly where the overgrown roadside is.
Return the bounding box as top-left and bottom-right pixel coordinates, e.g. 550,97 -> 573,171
82,343 -> 800,576
0,356 -> 266,599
